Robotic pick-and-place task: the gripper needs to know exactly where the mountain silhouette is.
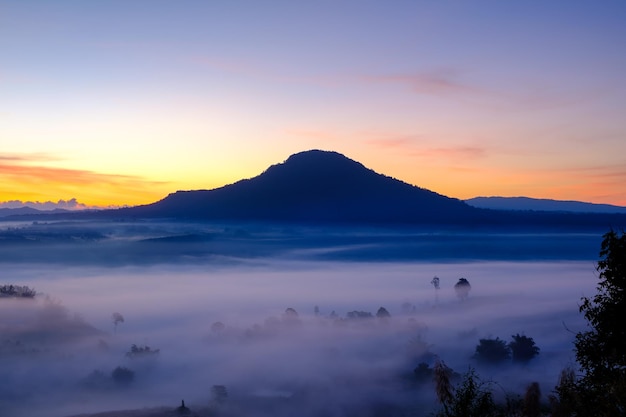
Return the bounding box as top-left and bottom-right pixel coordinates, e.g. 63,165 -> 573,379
465,196 -> 626,214
122,150 -> 476,224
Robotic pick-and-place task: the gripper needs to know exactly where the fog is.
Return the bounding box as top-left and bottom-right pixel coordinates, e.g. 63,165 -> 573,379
0,254 -> 599,417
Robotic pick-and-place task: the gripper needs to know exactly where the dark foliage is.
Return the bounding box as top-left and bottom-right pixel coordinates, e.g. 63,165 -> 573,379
125,344 -> 160,359
473,337 -> 511,364
80,370 -> 110,390
111,366 -> 134,386
509,333 -> 540,363
376,306 -> 391,319
435,368 -> 498,417
574,229 -> 626,415
413,362 -> 433,383
454,278 -> 471,300
210,321 -> 225,333
522,382 -> 542,417
347,310 -> 373,319
0,284 -> 36,298
548,367 -> 579,417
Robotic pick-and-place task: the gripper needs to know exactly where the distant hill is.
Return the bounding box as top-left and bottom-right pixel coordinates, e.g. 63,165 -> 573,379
466,196 -> 626,214
0,207 -> 70,218
120,150 -> 476,224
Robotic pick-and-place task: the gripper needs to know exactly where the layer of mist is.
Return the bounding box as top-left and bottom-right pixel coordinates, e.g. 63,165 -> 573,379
0,258 -> 598,417
0,219 -> 604,265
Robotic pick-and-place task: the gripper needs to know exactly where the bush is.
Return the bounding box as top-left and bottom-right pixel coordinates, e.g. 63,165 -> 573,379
376,307 -> 391,319
474,337 -> 510,364
436,368 -> 498,417
346,310 -> 373,319
454,278 -> 471,300
125,344 -> 160,359
509,334 -> 539,363
111,366 -> 134,386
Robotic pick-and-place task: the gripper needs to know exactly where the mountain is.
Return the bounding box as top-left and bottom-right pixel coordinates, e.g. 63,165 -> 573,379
119,150 -> 477,224
466,196 -> 626,214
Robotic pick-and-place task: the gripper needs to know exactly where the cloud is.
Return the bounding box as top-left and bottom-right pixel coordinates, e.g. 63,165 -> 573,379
0,161 -> 163,187
365,137 -> 487,161
0,154 -> 170,207
0,198 -> 116,211
362,69 -> 476,96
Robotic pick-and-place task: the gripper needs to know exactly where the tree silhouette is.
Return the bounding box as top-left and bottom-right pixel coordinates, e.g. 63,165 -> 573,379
283,307 -> 301,325
522,382 -> 542,417
376,306 -> 391,319
347,310 -> 373,319
509,334 -> 539,363
436,367 -> 498,417
454,278 -> 471,300
111,366 -> 134,386
431,276 -> 440,290
126,344 -> 160,359
548,367 -> 579,417
0,284 -> 36,298
210,321 -> 225,334
431,276 -> 441,303
574,229 -> 626,414
111,312 -> 124,334
473,337 -> 510,364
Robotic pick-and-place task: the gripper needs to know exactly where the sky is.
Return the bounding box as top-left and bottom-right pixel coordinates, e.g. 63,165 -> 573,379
1,1 -> 625,207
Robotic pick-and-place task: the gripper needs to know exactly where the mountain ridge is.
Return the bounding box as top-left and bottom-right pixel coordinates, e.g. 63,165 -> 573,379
466,196 -> 626,214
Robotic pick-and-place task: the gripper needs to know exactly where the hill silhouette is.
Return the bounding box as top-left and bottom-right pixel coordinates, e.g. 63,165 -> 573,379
466,196 -> 626,214
123,150 -> 476,224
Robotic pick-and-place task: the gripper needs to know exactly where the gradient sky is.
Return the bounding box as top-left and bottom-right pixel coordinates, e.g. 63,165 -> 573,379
2,1 -> 625,207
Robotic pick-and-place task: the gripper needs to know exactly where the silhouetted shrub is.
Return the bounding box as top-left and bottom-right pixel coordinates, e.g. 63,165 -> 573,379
522,382 -> 542,417
454,278 -> 471,300
347,310 -> 373,319
474,337 -> 511,364
210,321 -> 225,333
509,333 -> 540,363
548,367 -> 579,417
111,312 -> 124,333
436,367 -> 498,417
376,307 -> 391,319
81,370 -> 110,390
414,362 -> 433,383
111,366 -> 134,386
284,307 -> 299,317
125,344 -> 160,359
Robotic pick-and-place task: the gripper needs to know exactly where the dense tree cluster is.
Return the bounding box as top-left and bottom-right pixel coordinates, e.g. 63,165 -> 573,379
0,284 -> 36,298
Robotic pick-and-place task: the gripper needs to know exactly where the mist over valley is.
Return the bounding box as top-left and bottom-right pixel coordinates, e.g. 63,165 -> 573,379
0,151 -> 620,416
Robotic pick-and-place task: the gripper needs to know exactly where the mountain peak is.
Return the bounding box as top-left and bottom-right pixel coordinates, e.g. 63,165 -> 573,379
262,149 -> 365,174
127,149 -> 473,223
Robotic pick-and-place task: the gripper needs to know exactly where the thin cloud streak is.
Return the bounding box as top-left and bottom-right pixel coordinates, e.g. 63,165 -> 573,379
0,159 -> 170,206
363,69 -> 476,96
365,138 -> 488,161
